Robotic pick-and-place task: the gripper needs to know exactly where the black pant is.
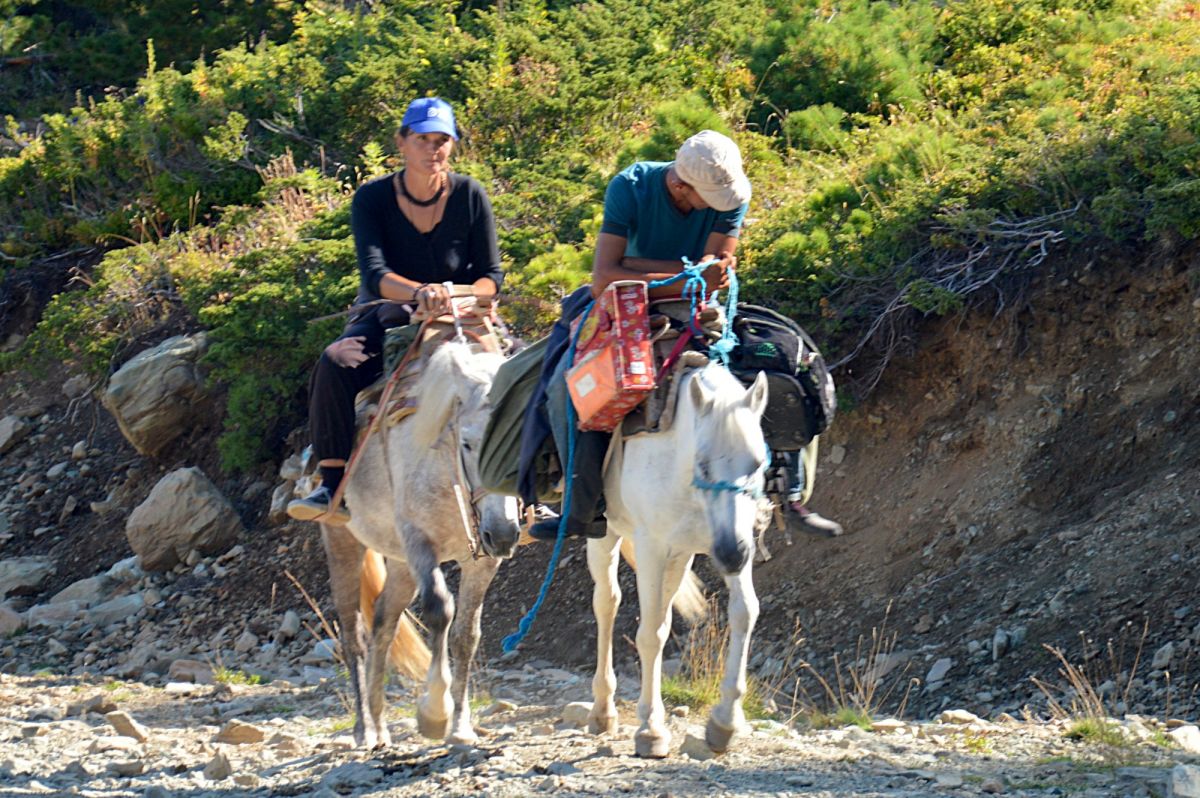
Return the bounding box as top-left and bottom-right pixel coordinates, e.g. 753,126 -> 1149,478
309,308 -> 389,462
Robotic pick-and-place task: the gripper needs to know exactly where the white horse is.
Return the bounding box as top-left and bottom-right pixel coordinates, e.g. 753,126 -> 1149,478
586,364 -> 769,758
319,341 -> 522,748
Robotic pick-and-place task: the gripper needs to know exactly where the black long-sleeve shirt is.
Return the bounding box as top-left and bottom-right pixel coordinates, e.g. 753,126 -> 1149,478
351,171 -> 504,303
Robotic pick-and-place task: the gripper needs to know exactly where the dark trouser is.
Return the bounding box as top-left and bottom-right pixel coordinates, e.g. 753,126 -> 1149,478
309,309 -> 387,462
561,429 -> 609,525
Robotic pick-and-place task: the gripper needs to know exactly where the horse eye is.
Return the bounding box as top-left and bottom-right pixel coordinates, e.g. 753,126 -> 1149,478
462,441 -> 473,452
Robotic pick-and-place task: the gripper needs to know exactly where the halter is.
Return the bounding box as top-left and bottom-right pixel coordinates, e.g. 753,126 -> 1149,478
448,401 -> 493,560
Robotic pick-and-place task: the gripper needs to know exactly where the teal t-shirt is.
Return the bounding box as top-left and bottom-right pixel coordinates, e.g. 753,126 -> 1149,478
599,162 -> 748,262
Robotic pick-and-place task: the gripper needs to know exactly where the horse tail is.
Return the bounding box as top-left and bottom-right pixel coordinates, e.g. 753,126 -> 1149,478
359,549 -> 432,681
618,536 -> 708,625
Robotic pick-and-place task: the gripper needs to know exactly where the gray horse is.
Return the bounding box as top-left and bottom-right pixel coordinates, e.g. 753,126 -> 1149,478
319,341 -> 522,748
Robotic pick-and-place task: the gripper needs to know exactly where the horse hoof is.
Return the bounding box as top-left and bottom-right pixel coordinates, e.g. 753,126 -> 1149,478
587,713 -> 618,736
705,717 -> 736,753
417,711 -> 450,740
634,729 -> 670,759
447,728 -> 479,746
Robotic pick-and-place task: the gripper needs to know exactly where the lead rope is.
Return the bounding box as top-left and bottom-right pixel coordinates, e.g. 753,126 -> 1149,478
502,295 -> 595,652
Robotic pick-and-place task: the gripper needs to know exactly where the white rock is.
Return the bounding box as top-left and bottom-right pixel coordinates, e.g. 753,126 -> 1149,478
0,603 -> 24,636
1152,642 -> 1175,671
936,773 -> 965,788
50,575 -> 111,606
108,759 -> 145,777
277,610 -> 301,641
102,334 -> 208,457
0,416 -> 30,454
1169,725 -> 1200,754
925,657 -> 954,687
71,441 -> 88,460
203,751 -> 232,780
89,735 -> 140,753
939,709 -> 981,725
124,467 -> 244,571
63,375 -> 91,399
26,600 -> 86,627
829,444 -> 846,464
46,461 -> 69,479
215,718 -> 267,744
235,630 -> 259,654
871,718 -> 906,732
679,733 -> 716,761
106,556 -> 143,583
1173,764 -> 1200,798
268,482 -> 293,525
87,593 -> 144,627
0,556 -> 54,598
561,701 -> 592,728
279,454 -> 304,482
105,711 -> 150,742
310,638 -> 339,662
167,658 -> 215,684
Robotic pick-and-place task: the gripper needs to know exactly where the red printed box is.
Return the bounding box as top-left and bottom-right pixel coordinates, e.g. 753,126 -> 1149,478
566,280 -> 656,431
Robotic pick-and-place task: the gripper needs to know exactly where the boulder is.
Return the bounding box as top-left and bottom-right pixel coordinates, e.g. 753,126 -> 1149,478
125,468 -> 244,571
0,603 -> 24,636
0,556 -> 54,598
50,575 -> 111,607
102,334 -> 208,457
0,415 -> 30,455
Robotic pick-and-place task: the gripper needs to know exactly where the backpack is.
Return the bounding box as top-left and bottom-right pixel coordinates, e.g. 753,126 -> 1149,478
728,304 -> 835,450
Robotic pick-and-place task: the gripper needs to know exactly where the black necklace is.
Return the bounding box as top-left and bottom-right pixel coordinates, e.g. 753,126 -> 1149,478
399,170 -> 445,207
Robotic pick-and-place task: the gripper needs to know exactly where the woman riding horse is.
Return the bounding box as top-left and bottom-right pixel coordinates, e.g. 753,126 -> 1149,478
289,96 -> 503,525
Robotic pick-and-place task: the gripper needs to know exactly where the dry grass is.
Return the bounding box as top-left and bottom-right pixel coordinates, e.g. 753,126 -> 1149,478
662,597 -> 769,717
773,602 -> 918,729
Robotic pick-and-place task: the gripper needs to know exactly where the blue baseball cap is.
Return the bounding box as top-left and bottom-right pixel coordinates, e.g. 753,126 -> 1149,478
401,96 -> 459,140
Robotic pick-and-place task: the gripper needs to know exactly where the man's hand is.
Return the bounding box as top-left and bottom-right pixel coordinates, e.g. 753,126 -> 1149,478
325,336 -> 371,368
700,253 -> 737,292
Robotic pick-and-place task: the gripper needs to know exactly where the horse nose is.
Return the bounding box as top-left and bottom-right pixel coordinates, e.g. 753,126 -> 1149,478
712,532 -> 750,574
481,518 -> 520,559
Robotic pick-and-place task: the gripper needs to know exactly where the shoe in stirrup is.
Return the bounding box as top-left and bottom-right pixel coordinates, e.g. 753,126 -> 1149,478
789,502 -> 843,537
287,485 -> 351,526
527,515 -> 607,542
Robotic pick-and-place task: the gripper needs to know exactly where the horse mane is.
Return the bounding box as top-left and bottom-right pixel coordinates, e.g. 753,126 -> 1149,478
408,342 -> 504,449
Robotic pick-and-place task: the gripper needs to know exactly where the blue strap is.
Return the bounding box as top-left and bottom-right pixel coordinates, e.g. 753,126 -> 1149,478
502,298 -> 595,653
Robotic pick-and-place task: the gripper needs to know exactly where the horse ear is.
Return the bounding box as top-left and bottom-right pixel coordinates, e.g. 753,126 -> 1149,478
689,373 -> 712,415
745,370 -> 769,417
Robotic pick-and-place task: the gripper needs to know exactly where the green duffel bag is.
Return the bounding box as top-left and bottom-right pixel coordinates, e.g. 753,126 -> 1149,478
479,336 -> 559,501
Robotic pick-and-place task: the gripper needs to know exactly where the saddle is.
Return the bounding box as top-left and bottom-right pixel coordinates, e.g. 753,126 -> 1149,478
354,289 -> 506,434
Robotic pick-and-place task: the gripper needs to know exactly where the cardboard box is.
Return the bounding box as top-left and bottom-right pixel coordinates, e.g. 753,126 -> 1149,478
566,281 -> 656,431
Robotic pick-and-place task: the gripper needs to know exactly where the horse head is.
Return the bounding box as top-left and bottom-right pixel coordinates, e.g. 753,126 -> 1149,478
686,366 -> 769,575
412,342 -> 522,559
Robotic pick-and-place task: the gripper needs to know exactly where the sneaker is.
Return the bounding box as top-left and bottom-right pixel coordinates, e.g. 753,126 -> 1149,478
527,516 -> 607,541
287,485 -> 351,526
789,503 -> 843,537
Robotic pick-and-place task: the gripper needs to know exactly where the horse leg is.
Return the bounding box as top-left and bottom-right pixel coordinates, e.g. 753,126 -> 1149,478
407,537 -> 455,740
706,564 -> 759,753
320,524 -> 373,747
586,533 -> 622,735
445,555 -> 501,745
363,560 -> 418,749
632,541 -> 691,758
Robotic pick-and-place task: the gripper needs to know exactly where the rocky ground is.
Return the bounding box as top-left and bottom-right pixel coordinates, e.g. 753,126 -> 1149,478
0,245 -> 1198,795
1,661 -> 1198,798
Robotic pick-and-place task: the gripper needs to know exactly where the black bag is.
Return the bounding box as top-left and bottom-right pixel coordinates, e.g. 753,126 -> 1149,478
729,304 -> 835,450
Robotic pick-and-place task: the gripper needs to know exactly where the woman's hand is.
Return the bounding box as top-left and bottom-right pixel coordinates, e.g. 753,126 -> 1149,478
416,283 -> 452,315
325,336 -> 371,368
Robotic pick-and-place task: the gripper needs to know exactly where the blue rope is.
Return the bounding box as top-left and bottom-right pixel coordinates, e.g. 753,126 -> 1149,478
708,266 -> 741,366
502,298 -> 595,653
